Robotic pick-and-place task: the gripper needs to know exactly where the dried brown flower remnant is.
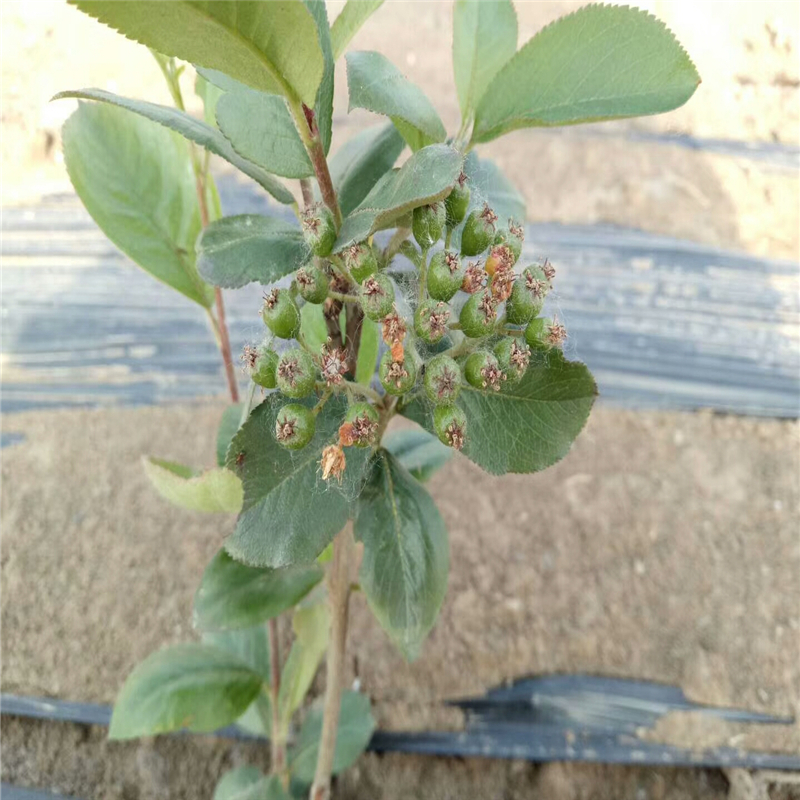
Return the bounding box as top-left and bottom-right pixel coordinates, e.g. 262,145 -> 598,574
485,244 -> 514,277
526,271 -> 548,299
263,288 -> 279,310
444,251 -> 460,274
542,258 -> 556,283
320,444 -> 346,482
295,268 -> 315,288
478,291 -> 498,322
275,416 -> 296,443
461,261 -> 487,294
277,356 -> 300,387
241,344 -> 258,372
480,203 -> 498,226
547,318 -> 567,347
445,421 -> 465,451
390,340 -> 405,362
509,340 -> 531,372
508,220 -> 524,241
480,361 -> 504,391
339,414 -> 378,448
320,345 -> 347,386
491,264 -> 516,301
425,302 -> 450,339
384,359 -> 409,390
381,308 -> 407,345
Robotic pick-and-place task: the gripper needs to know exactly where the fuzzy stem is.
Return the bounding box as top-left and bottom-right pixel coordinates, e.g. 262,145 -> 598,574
300,177 -> 315,209
327,290 -> 360,303
289,98 -> 342,229
310,526 -> 354,800
383,227 -> 411,265
417,247 -> 430,305
268,617 -> 287,777
444,227 -> 453,250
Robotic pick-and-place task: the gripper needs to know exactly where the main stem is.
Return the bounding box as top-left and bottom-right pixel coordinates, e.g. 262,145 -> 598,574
310,526 -> 354,800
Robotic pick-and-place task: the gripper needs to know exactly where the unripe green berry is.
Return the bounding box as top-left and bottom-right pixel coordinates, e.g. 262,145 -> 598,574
301,203 -> 336,257
445,175 -> 470,227
276,348 -> 317,398
379,350 -> 417,395
343,242 -> 378,283
506,265 -> 549,324
360,274 -> 395,321
433,404 -> 466,450
424,354 -> 461,405
414,299 -> 450,345
525,317 -> 563,349
275,403 -> 315,450
464,351 -> 504,391
427,250 -> 464,302
295,264 -> 329,304
342,402 -> 379,448
262,288 -> 300,339
460,204 -> 497,256
493,220 -> 524,262
243,344 -> 279,388
412,201 -> 446,248
494,337 -> 531,384
459,289 -> 498,338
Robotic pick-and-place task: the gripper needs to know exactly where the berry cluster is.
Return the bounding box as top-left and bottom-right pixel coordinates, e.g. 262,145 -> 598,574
242,175 -> 566,479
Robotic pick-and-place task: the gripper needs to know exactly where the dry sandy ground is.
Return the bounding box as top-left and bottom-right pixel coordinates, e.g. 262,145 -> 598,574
2,1 -> 800,798
2,402 -> 800,798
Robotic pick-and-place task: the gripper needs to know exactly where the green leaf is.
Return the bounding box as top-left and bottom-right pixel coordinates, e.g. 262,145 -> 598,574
299,303 -> 334,354
335,144 -> 462,250
471,4 -> 701,144
195,72 -> 224,128
346,51 -> 446,151
69,1 -> 324,105
217,404 -> 244,468
405,348 -> 597,475
109,643 -> 262,739
55,89 -> 294,205
329,123 -> 405,217
453,0 -> 517,117
213,767 -> 264,800
214,769 -> 290,800
203,625 -> 271,685
331,0 -> 384,60
62,102 -> 211,307
278,602 -> 330,732
289,691 -> 375,784
383,428 -> 453,482
216,92 -> 312,179
354,318 -> 379,385
304,0 -> 335,155
354,450 -> 449,660
142,457 -> 243,514
195,549 -> 324,632
197,215 -> 307,290
225,395 -> 374,568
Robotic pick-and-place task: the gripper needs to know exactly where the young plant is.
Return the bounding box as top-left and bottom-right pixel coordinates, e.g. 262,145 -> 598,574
57,1 -> 699,798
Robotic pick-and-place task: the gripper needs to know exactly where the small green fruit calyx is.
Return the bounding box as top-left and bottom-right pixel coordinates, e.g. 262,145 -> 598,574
295,264 -> 330,304
414,299 -> 451,344
465,350 -> 504,391
242,344 -> 278,388
525,316 -> 567,349
301,203 -> 336,257
427,250 -> 464,302
459,289 -> 498,338
434,404 -> 467,450
379,350 -> 417,395
275,403 -> 315,450
340,402 -> 379,448
506,265 -> 549,324
343,242 -> 378,283
493,219 -> 524,262
412,201 -> 446,248
460,203 -> 497,256
445,172 -> 470,227
424,354 -> 461,405
494,337 -> 531,383
262,288 -> 300,339
276,348 -> 317,398
360,274 -> 395,321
